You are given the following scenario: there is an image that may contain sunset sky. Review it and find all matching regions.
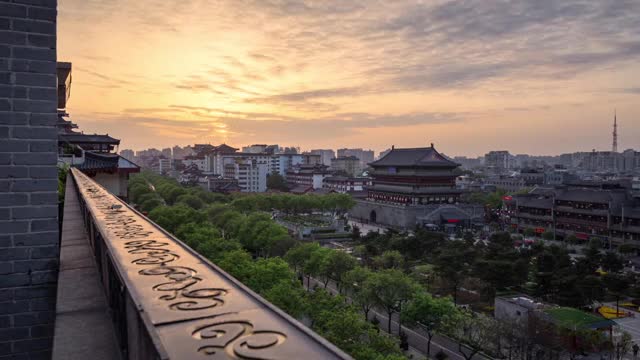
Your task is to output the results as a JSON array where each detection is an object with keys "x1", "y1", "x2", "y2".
[{"x1": 58, "y1": 0, "x2": 640, "y2": 157}]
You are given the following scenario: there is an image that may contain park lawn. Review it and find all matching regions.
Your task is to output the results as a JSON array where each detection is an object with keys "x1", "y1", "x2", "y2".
[{"x1": 545, "y1": 307, "x2": 610, "y2": 329}]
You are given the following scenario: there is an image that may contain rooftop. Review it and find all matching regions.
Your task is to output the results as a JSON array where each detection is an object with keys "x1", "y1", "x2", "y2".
[
  {"x1": 59, "y1": 133, "x2": 120, "y2": 145},
  {"x1": 369, "y1": 144, "x2": 459, "y2": 168}
]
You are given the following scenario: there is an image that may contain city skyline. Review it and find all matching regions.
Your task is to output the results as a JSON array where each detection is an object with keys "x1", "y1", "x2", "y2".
[{"x1": 58, "y1": 0, "x2": 639, "y2": 156}]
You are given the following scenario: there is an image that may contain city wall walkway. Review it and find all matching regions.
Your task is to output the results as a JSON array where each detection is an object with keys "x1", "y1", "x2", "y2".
[
  {"x1": 52, "y1": 173, "x2": 121, "y2": 359},
  {"x1": 52, "y1": 168, "x2": 350, "y2": 360}
]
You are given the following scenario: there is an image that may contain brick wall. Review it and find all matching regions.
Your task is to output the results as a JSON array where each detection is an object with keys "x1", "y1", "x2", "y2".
[{"x1": 0, "y1": 0, "x2": 59, "y2": 358}]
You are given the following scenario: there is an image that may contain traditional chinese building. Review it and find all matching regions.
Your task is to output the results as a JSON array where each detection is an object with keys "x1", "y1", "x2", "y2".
[
  {"x1": 366, "y1": 144, "x2": 462, "y2": 205},
  {"x1": 56, "y1": 62, "x2": 139, "y2": 199},
  {"x1": 286, "y1": 163, "x2": 332, "y2": 191},
  {"x1": 350, "y1": 144, "x2": 484, "y2": 231},
  {"x1": 510, "y1": 181, "x2": 640, "y2": 251},
  {"x1": 322, "y1": 176, "x2": 371, "y2": 194}
]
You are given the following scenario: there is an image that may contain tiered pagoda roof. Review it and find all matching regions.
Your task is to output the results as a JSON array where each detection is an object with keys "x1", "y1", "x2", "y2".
[{"x1": 370, "y1": 144, "x2": 459, "y2": 168}]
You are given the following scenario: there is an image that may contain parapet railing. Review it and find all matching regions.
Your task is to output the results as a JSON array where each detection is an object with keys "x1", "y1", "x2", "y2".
[{"x1": 69, "y1": 168, "x2": 351, "y2": 360}]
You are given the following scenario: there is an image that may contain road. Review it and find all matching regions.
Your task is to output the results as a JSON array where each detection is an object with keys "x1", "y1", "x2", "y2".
[{"x1": 306, "y1": 277, "x2": 491, "y2": 360}]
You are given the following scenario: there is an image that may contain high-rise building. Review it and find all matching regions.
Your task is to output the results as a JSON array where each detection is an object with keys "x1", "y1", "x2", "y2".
[
  {"x1": 331, "y1": 156, "x2": 362, "y2": 177},
  {"x1": 612, "y1": 111, "x2": 618, "y2": 153},
  {"x1": 172, "y1": 145, "x2": 193, "y2": 159},
  {"x1": 155, "y1": 158, "x2": 172, "y2": 174},
  {"x1": 120, "y1": 149, "x2": 135, "y2": 161},
  {"x1": 309, "y1": 149, "x2": 335, "y2": 166},
  {"x1": 337, "y1": 148, "x2": 375, "y2": 168},
  {"x1": 484, "y1": 150, "x2": 513, "y2": 173},
  {"x1": 223, "y1": 158, "x2": 268, "y2": 192}
]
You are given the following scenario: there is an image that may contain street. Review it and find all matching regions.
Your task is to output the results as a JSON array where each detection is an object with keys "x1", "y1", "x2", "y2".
[{"x1": 306, "y1": 277, "x2": 491, "y2": 360}]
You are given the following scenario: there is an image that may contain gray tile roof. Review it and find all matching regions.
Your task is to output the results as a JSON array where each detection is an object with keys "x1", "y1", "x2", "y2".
[
  {"x1": 369, "y1": 146, "x2": 458, "y2": 168},
  {"x1": 59, "y1": 133, "x2": 120, "y2": 144}
]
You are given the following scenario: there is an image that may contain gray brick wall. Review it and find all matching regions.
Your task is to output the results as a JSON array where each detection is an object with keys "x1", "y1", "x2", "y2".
[{"x1": 0, "y1": 0, "x2": 59, "y2": 358}]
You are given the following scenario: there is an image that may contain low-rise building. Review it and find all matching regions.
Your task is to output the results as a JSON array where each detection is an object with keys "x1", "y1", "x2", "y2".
[
  {"x1": 286, "y1": 164, "x2": 332, "y2": 191},
  {"x1": 495, "y1": 294, "x2": 614, "y2": 347},
  {"x1": 182, "y1": 155, "x2": 207, "y2": 171},
  {"x1": 208, "y1": 177, "x2": 242, "y2": 193},
  {"x1": 544, "y1": 169, "x2": 578, "y2": 185},
  {"x1": 323, "y1": 176, "x2": 371, "y2": 193},
  {"x1": 510, "y1": 181, "x2": 640, "y2": 250}
]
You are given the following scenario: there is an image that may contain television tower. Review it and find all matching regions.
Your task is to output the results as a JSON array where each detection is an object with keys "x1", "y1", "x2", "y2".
[{"x1": 612, "y1": 110, "x2": 618, "y2": 153}]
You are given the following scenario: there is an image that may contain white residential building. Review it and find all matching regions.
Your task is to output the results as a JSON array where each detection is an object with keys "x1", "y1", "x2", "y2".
[
  {"x1": 223, "y1": 158, "x2": 268, "y2": 192},
  {"x1": 157, "y1": 158, "x2": 172, "y2": 174}
]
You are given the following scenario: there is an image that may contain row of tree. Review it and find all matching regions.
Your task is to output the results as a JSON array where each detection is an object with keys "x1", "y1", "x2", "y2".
[
  {"x1": 129, "y1": 172, "x2": 635, "y2": 360},
  {"x1": 352, "y1": 228, "x2": 639, "y2": 309},
  {"x1": 229, "y1": 192, "x2": 355, "y2": 214},
  {"x1": 128, "y1": 172, "x2": 407, "y2": 360}
]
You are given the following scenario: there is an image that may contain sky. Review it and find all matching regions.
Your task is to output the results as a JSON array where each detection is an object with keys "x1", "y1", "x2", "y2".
[{"x1": 58, "y1": 0, "x2": 640, "y2": 157}]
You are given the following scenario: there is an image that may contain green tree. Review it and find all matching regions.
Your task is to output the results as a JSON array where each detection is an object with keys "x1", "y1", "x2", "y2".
[
  {"x1": 577, "y1": 239, "x2": 602, "y2": 275},
  {"x1": 57, "y1": 165, "x2": 68, "y2": 202},
  {"x1": 263, "y1": 281, "x2": 306, "y2": 318},
  {"x1": 373, "y1": 250, "x2": 405, "y2": 270},
  {"x1": 136, "y1": 192, "x2": 160, "y2": 206},
  {"x1": 614, "y1": 331, "x2": 633, "y2": 360},
  {"x1": 403, "y1": 292, "x2": 460, "y2": 357},
  {"x1": 140, "y1": 198, "x2": 164, "y2": 212},
  {"x1": 343, "y1": 267, "x2": 376, "y2": 319},
  {"x1": 602, "y1": 251, "x2": 624, "y2": 273},
  {"x1": 175, "y1": 193, "x2": 205, "y2": 209},
  {"x1": 129, "y1": 182, "x2": 152, "y2": 204},
  {"x1": 618, "y1": 243, "x2": 635, "y2": 257},
  {"x1": 565, "y1": 233, "x2": 578, "y2": 244},
  {"x1": 433, "y1": 241, "x2": 476, "y2": 304},
  {"x1": 247, "y1": 257, "x2": 296, "y2": 293},
  {"x1": 148, "y1": 204, "x2": 206, "y2": 233},
  {"x1": 326, "y1": 250, "x2": 357, "y2": 293},
  {"x1": 174, "y1": 222, "x2": 245, "y2": 262},
  {"x1": 351, "y1": 225, "x2": 361, "y2": 240},
  {"x1": 285, "y1": 243, "x2": 319, "y2": 274},
  {"x1": 475, "y1": 232, "x2": 524, "y2": 298},
  {"x1": 605, "y1": 273, "x2": 632, "y2": 316},
  {"x1": 450, "y1": 313, "x2": 497, "y2": 360},
  {"x1": 367, "y1": 269, "x2": 417, "y2": 333},
  {"x1": 267, "y1": 172, "x2": 289, "y2": 192},
  {"x1": 575, "y1": 275, "x2": 605, "y2": 306},
  {"x1": 174, "y1": 222, "x2": 221, "y2": 247},
  {"x1": 217, "y1": 249, "x2": 255, "y2": 282},
  {"x1": 410, "y1": 264, "x2": 437, "y2": 290},
  {"x1": 163, "y1": 186, "x2": 188, "y2": 205},
  {"x1": 307, "y1": 247, "x2": 332, "y2": 288}
]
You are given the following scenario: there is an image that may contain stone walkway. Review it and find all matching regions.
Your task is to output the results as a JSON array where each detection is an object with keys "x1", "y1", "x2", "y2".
[{"x1": 51, "y1": 177, "x2": 121, "y2": 360}]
